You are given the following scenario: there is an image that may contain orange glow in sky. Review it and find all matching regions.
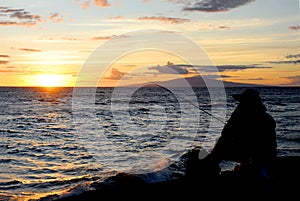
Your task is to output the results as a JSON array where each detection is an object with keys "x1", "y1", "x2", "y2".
[
  {"x1": 0, "y1": 0, "x2": 299, "y2": 87},
  {"x1": 27, "y1": 74, "x2": 74, "y2": 87}
]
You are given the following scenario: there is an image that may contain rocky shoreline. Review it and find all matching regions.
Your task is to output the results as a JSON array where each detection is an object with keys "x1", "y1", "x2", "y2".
[{"x1": 36, "y1": 151, "x2": 300, "y2": 201}]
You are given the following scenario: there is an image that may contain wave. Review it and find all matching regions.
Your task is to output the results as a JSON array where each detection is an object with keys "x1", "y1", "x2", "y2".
[{"x1": 35, "y1": 151, "x2": 188, "y2": 201}]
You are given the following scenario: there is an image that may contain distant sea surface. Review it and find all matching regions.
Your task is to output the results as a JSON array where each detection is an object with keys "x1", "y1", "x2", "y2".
[{"x1": 0, "y1": 87, "x2": 299, "y2": 200}]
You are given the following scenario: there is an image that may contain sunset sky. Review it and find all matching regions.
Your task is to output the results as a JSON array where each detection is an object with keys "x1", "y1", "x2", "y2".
[{"x1": 0, "y1": 0, "x2": 299, "y2": 87}]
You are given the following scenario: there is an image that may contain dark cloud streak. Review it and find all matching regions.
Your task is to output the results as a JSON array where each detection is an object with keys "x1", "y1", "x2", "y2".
[
  {"x1": 19, "y1": 48, "x2": 42, "y2": 52},
  {"x1": 268, "y1": 52, "x2": 300, "y2": 65},
  {"x1": 269, "y1": 60, "x2": 300, "y2": 64},
  {"x1": 249, "y1": 78, "x2": 264, "y2": 80},
  {"x1": 91, "y1": 35, "x2": 116, "y2": 40},
  {"x1": 148, "y1": 62, "x2": 271, "y2": 75},
  {"x1": 176, "y1": 0, "x2": 255, "y2": 12},
  {"x1": 10, "y1": 11, "x2": 42, "y2": 21},
  {"x1": 218, "y1": 26, "x2": 230, "y2": 30},
  {"x1": 0, "y1": 60, "x2": 9, "y2": 65},
  {"x1": 0, "y1": 55, "x2": 10, "y2": 58},
  {"x1": 289, "y1": 25, "x2": 300, "y2": 30},
  {"x1": 0, "y1": 21, "x2": 37, "y2": 26},
  {"x1": 216, "y1": 64, "x2": 271, "y2": 72},
  {"x1": 0, "y1": 6, "x2": 42, "y2": 26},
  {"x1": 286, "y1": 53, "x2": 300, "y2": 59},
  {"x1": 138, "y1": 16, "x2": 190, "y2": 24}
]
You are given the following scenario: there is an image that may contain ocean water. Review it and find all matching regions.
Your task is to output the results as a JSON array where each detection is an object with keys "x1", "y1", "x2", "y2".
[{"x1": 0, "y1": 87, "x2": 299, "y2": 200}]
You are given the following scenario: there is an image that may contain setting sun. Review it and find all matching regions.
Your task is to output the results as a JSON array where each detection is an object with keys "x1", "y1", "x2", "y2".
[{"x1": 34, "y1": 74, "x2": 68, "y2": 87}]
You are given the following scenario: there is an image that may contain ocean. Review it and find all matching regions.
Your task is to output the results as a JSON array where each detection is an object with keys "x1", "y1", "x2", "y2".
[{"x1": 0, "y1": 86, "x2": 299, "y2": 200}]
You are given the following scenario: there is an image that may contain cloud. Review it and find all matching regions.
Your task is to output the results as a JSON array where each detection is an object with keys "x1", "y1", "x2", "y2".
[
  {"x1": 0, "y1": 55, "x2": 9, "y2": 58},
  {"x1": 286, "y1": 53, "x2": 300, "y2": 59},
  {"x1": 109, "y1": 15, "x2": 125, "y2": 20},
  {"x1": 169, "y1": 0, "x2": 255, "y2": 12},
  {"x1": 0, "y1": 6, "x2": 43, "y2": 26},
  {"x1": 61, "y1": 37, "x2": 80, "y2": 41},
  {"x1": 191, "y1": 64, "x2": 271, "y2": 73},
  {"x1": 9, "y1": 11, "x2": 42, "y2": 21},
  {"x1": 94, "y1": 0, "x2": 110, "y2": 7},
  {"x1": 269, "y1": 60, "x2": 300, "y2": 64},
  {"x1": 0, "y1": 68, "x2": 76, "y2": 76},
  {"x1": 215, "y1": 64, "x2": 271, "y2": 72},
  {"x1": 137, "y1": 16, "x2": 190, "y2": 24},
  {"x1": 49, "y1": 13, "x2": 63, "y2": 23},
  {"x1": 204, "y1": 74, "x2": 233, "y2": 79},
  {"x1": 289, "y1": 25, "x2": 300, "y2": 30},
  {"x1": 0, "y1": 21, "x2": 37, "y2": 26},
  {"x1": 199, "y1": 24, "x2": 231, "y2": 31},
  {"x1": 247, "y1": 77, "x2": 264, "y2": 80},
  {"x1": 235, "y1": 77, "x2": 264, "y2": 81},
  {"x1": 76, "y1": 0, "x2": 90, "y2": 9},
  {"x1": 0, "y1": 69, "x2": 15, "y2": 73},
  {"x1": 0, "y1": 66, "x2": 22, "y2": 74},
  {"x1": 0, "y1": 60, "x2": 9, "y2": 65},
  {"x1": 220, "y1": 75, "x2": 233, "y2": 78},
  {"x1": 105, "y1": 68, "x2": 126, "y2": 80},
  {"x1": 149, "y1": 61, "x2": 190, "y2": 74},
  {"x1": 91, "y1": 35, "x2": 116, "y2": 40},
  {"x1": 282, "y1": 75, "x2": 300, "y2": 85},
  {"x1": 91, "y1": 35, "x2": 130, "y2": 40},
  {"x1": 268, "y1": 52, "x2": 300, "y2": 65},
  {"x1": 148, "y1": 62, "x2": 271, "y2": 75},
  {"x1": 76, "y1": 0, "x2": 110, "y2": 8},
  {"x1": 19, "y1": 48, "x2": 42, "y2": 52},
  {"x1": 218, "y1": 25, "x2": 230, "y2": 30},
  {"x1": 39, "y1": 36, "x2": 81, "y2": 41}
]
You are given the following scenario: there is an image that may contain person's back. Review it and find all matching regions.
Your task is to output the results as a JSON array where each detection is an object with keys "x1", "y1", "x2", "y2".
[{"x1": 206, "y1": 89, "x2": 277, "y2": 177}]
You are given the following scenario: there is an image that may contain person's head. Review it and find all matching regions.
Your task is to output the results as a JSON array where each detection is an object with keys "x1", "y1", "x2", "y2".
[{"x1": 232, "y1": 89, "x2": 266, "y2": 111}]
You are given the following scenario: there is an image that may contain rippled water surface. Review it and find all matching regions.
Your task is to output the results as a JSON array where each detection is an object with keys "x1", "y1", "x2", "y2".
[{"x1": 0, "y1": 87, "x2": 299, "y2": 200}]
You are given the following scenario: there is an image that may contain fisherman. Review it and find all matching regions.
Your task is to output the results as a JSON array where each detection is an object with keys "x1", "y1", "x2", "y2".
[
  {"x1": 186, "y1": 89, "x2": 277, "y2": 179},
  {"x1": 208, "y1": 89, "x2": 277, "y2": 177}
]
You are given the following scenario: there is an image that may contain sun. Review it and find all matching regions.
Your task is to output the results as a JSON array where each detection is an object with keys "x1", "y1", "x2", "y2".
[{"x1": 35, "y1": 74, "x2": 66, "y2": 87}]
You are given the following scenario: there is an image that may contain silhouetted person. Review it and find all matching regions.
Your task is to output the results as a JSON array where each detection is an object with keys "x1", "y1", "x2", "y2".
[{"x1": 206, "y1": 89, "x2": 277, "y2": 178}]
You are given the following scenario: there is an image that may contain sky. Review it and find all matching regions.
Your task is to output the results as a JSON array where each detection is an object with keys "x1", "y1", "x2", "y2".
[{"x1": 0, "y1": 0, "x2": 299, "y2": 87}]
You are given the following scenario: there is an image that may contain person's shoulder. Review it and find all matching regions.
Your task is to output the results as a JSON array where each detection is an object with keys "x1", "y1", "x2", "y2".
[{"x1": 264, "y1": 112, "x2": 276, "y2": 127}]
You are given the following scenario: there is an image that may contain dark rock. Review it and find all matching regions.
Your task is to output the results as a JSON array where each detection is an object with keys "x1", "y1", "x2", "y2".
[{"x1": 46, "y1": 151, "x2": 300, "y2": 201}]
